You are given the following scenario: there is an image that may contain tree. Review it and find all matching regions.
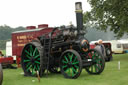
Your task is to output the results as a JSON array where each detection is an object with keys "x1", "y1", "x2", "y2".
[
  {"x1": 0, "y1": 25, "x2": 25, "y2": 40},
  {"x1": 0, "y1": 25, "x2": 25, "y2": 50},
  {"x1": 84, "y1": 0, "x2": 128, "y2": 38}
]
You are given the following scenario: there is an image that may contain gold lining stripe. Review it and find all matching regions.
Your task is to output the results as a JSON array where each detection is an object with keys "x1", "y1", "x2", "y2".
[{"x1": 75, "y1": 10, "x2": 83, "y2": 13}]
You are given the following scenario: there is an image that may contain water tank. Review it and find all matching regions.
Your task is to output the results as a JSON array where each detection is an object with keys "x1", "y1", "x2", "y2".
[
  {"x1": 26, "y1": 26, "x2": 36, "y2": 29},
  {"x1": 38, "y1": 24, "x2": 48, "y2": 28}
]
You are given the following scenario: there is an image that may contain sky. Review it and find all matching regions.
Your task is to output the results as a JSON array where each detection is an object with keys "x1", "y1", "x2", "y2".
[{"x1": 0, "y1": 0, "x2": 91, "y2": 28}]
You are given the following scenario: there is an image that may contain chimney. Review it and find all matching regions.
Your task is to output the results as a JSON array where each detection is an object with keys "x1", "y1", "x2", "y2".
[
  {"x1": 26, "y1": 26, "x2": 36, "y2": 29},
  {"x1": 38, "y1": 24, "x2": 48, "y2": 28},
  {"x1": 75, "y1": 2, "x2": 83, "y2": 34}
]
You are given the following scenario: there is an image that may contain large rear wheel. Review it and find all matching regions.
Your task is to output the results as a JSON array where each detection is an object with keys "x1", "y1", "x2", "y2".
[
  {"x1": 85, "y1": 49, "x2": 105, "y2": 74},
  {"x1": 60, "y1": 50, "x2": 82, "y2": 79},
  {"x1": 21, "y1": 41, "x2": 45, "y2": 77}
]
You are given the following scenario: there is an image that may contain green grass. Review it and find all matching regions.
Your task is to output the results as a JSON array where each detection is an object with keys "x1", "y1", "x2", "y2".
[{"x1": 2, "y1": 54, "x2": 128, "y2": 85}]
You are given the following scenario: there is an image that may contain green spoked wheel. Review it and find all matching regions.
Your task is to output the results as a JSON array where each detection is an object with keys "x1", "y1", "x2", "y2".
[
  {"x1": 85, "y1": 49, "x2": 105, "y2": 74},
  {"x1": 60, "y1": 50, "x2": 82, "y2": 79},
  {"x1": 0, "y1": 64, "x2": 3, "y2": 85},
  {"x1": 21, "y1": 41, "x2": 45, "y2": 77}
]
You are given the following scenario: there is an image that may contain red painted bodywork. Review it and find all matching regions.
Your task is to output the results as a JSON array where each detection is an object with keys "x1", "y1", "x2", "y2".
[
  {"x1": 26, "y1": 26, "x2": 36, "y2": 30},
  {"x1": 0, "y1": 57, "x2": 13, "y2": 64},
  {"x1": 12, "y1": 24, "x2": 54, "y2": 66},
  {"x1": 90, "y1": 44, "x2": 96, "y2": 49}
]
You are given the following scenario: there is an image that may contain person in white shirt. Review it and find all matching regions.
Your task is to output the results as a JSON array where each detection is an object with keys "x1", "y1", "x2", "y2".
[{"x1": 95, "y1": 39, "x2": 106, "y2": 58}]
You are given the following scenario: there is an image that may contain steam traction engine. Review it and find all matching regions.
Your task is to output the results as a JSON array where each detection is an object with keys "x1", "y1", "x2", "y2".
[{"x1": 21, "y1": 2, "x2": 105, "y2": 79}]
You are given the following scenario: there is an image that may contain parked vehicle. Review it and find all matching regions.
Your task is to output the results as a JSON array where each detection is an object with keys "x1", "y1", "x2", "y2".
[
  {"x1": 118, "y1": 39, "x2": 128, "y2": 53},
  {"x1": 0, "y1": 50, "x2": 14, "y2": 68},
  {"x1": 90, "y1": 41, "x2": 113, "y2": 61},
  {"x1": 6, "y1": 41, "x2": 16, "y2": 63},
  {"x1": 12, "y1": 24, "x2": 54, "y2": 67},
  {"x1": 20, "y1": 2, "x2": 105, "y2": 79},
  {"x1": 109, "y1": 40, "x2": 123, "y2": 54}
]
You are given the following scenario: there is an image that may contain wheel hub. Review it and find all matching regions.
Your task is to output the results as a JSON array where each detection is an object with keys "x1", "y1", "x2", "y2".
[
  {"x1": 30, "y1": 57, "x2": 35, "y2": 64},
  {"x1": 68, "y1": 62, "x2": 73, "y2": 67}
]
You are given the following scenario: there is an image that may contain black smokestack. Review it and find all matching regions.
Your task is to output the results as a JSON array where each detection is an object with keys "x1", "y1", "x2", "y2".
[{"x1": 75, "y1": 2, "x2": 83, "y2": 34}]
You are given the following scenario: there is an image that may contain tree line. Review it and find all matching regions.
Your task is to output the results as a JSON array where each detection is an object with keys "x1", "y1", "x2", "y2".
[
  {"x1": 85, "y1": 25, "x2": 127, "y2": 42},
  {"x1": 0, "y1": 25, "x2": 25, "y2": 50}
]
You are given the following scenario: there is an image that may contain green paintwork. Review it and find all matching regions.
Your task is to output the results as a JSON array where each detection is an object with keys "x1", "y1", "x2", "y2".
[
  {"x1": 62, "y1": 52, "x2": 80, "y2": 77},
  {"x1": 88, "y1": 50, "x2": 103, "y2": 73},
  {"x1": 23, "y1": 45, "x2": 40, "y2": 76}
]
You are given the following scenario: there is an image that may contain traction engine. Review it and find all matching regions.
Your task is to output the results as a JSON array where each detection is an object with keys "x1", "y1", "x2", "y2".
[{"x1": 21, "y1": 2, "x2": 105, "y2": 79}]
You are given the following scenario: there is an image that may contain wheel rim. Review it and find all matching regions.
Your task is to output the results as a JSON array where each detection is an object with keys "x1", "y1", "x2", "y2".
[
  {"x1": 86, "y1": 49, "x2": 105, "y2": 74},
  {"x1": 106, "y1": 48, "x2": 111, "y2": 56},
  {"x1": 61, "y1": 52, "x2": 80, "y2": 78},
  {"x1": 22, "y1": 44, "x2": 40, "y2": 76}
]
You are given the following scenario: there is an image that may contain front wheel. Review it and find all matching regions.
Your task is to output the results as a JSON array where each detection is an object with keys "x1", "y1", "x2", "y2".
[
  {"x1": 85, "y1": 49, "x2": 105, "y2": 74},
  {"x1": 60, "y1": 50, "x2": 82, "y2": 79}
]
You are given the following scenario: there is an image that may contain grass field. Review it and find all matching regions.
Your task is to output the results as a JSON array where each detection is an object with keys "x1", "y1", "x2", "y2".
[{"x1": 2, "y1": 54, "x2": 128, "y2": 85}]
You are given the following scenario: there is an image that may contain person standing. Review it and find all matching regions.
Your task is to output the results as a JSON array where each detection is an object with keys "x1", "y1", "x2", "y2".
[
  {"x1": 98, "y1": 39, "x2": 106, "y2": 57},
  {"x1": 94, "y1": 39, "x2": 106, "y2": 58}
]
